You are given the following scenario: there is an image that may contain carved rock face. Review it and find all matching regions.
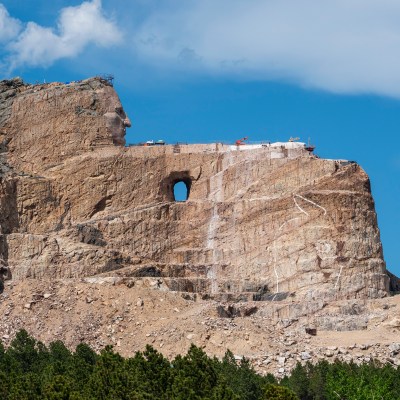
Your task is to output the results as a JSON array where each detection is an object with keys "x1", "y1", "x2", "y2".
[
  {"x1": 102, "y1": 86, "x2": 131, "y2": 146},
  {"x1": 0, "y1": 77, "x2": 391, "y2": 304},
  {"x1": 0, "y1": 78, "x2": 131, "y2": 173}
]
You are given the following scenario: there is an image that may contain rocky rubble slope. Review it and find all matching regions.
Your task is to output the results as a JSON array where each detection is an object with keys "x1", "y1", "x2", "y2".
[{"x1": 1, "y1": 278, "x2": 400, "y2": 377}]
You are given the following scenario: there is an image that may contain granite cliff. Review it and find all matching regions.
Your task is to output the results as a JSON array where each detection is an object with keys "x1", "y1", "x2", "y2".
[
  {"x1": 0, "y1": 76, "x2": 397, "y2": 375},
  {"x1": 0, "y1": 76, "x2": 389, "y2": 299}
]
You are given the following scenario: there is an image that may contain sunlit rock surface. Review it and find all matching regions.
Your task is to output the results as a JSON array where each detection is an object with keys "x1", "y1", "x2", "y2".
[{"x1": 0, "y1": 76, "x2": 389, "y2": 304}]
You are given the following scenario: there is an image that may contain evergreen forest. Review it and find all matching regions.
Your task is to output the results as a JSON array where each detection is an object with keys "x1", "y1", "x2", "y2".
[{"x1": 0, "y1": 329, "x2": 399, "y2": 399}]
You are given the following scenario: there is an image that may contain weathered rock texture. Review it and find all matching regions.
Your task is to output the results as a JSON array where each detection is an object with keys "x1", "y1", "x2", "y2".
[{"x1": 0, "y1": 76, "x2": 390, "y2": 306}]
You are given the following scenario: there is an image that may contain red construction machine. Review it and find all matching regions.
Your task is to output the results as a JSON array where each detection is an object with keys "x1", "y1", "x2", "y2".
[{"x1": 235, "y1": 136, "x2": 248, "y2": 146}]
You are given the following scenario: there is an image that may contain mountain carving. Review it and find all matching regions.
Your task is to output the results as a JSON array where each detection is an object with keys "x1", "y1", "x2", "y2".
[
  {"x1": 0, "y1": 76, "x2": 398, "y2": 375},
  {"x1": 0, "y1": 77, "x2": 390, "y2": 302}
]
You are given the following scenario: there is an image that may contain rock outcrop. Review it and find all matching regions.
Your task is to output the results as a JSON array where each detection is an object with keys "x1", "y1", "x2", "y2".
[{"x1": 0, "y1": 76, "x2": 389, "y2": 305}]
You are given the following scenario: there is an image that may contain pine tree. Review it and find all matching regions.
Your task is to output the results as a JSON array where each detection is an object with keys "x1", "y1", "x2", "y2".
[{"x1": 263, "y1": 384, "x2": 299, "y2": 399}]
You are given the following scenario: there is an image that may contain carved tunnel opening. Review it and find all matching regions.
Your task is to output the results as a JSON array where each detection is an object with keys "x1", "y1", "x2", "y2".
[
  {"x1": 173, "y1": 180, "x2": 190, "y2": 202},
  {"x1": 160, "y1": 171, "x2": 192, "y2": 202}
]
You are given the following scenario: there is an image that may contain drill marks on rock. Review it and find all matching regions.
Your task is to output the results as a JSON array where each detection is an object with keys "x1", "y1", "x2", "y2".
[
  {"x1": 272, "y1": 194, "x2": 328, "y2": 297},
  {"x1": 272, "y1": 217, "x2": 302, "y2": 296}
]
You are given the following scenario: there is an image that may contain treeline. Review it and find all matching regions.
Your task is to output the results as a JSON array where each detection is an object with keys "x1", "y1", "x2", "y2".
[{"x1": 0, "y1": 329, "x2": 399, "y2": 400}]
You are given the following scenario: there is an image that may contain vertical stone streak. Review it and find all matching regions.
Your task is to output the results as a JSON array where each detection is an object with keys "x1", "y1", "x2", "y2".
[
  {"x1": 206, "y1": 164, "x2": 223, "y2": 294},
  {"x1": 335, "y1": 265, "x2": 344, "y2": 289},
  {"x1": 206, "y1": 152, "x2": 238, "y2": 294}
]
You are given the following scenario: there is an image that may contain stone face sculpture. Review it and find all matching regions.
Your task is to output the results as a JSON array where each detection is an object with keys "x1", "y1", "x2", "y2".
[
  {"x1": 103, "y1": 86, "x2": 131, "y2": 146},
  {"x1": 0, "y1": 76, "x2": 390, "y2": 301}
]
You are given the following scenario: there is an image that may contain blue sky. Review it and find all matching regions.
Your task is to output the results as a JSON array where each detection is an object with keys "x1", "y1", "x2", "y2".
[{"x1": 1, "y1": 0, "x2": 399, "y2": 275}]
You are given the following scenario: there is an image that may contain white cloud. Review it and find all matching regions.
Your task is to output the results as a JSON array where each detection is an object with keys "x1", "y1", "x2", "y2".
[
  {"x1": 3, "y1": 0, "x2": 400, "y2": 97},
  {"x1": 59, "y1": 0, "x2": 121, "y2": 48},
  {"x1": 0, "y1": 4, "x2": 21, "y2": 43},
  {"x1": 7, "y1": 0, "x2": 122, "y2": 68},
  {"x1": 134, "y1": 0, "x2": 400, "y2": 97}
]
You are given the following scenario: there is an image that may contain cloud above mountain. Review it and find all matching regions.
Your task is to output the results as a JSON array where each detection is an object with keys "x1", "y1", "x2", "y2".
[
  {"x1": 3, "y1": 0, "x2": 400, "y2": 97},
  {"x1": 133, "y1": 0, "x2": 400, "y2": 97},
  {"x1": 0, "y1": 4, "x2": 21, "y2": 43},
  {"x1": 3, "y1": 0, "x2": 121, "y2": 69}
]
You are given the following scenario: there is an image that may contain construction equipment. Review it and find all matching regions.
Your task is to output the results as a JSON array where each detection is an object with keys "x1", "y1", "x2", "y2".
[
  {"x1": 143, "y1": 139, "x2": 165, "y2": 146},
  {"x1": 288, "y1": 136, "x2": 300, "y2": 142},
  {"x1": 235, "y1": 136, "x2": 248, "y2": 146},
  {"x1": 305, "y1": 137, "x2": 315, "y2": 152}
]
